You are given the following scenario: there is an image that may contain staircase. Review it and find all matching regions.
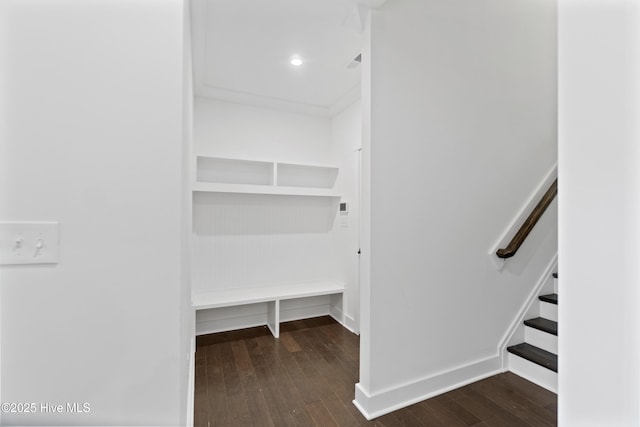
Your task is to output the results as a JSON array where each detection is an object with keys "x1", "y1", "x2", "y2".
[{"x1": 507, "y1": 272, "x2": 558, "y2": 393}]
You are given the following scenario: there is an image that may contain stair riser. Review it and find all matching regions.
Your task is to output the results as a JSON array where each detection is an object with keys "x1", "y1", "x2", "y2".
[
  {"x1": 539, "y1": 301, "x2": 558, "y2": 322},
  {"x1": 508, "y1": 353, "x2": 558, "y2": 393},
  {"x1": 525, "y1": 326, "x2": 558, "y2": 354}
]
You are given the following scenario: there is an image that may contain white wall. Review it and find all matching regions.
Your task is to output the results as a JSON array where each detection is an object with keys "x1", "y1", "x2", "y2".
[
  {"x1": 356, "y1": 0, "x2": 558, "y2": 418},
  {"x1": 0, "y1": 1, "x2": 187, "y2": 425},
  {"x1": 330, "y1": 101, "x2": 362, "y2": 332},
  {"x1": 194, "y1": 98, "x2": 332, "y2": 163},
  {"x1": 558, "y1": 0, "x2": 640, "y2": 425},
  {"x1": 192, "y1": 98, "x2": 338, "y2": 294}
]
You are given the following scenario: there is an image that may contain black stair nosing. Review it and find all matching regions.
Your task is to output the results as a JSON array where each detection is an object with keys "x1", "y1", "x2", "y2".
[
  {"x1": 539, "y1": 293, "x2": 558, "y2": 305},
  {"x1": 552, "y1": 272, "x2": 558, "y2": 279},
  {"x1": 524, "y1": 317, "x2": 558, "y2": 336},
  {"x1": 507, "y1": 343, "x2": 558, "y2": 372}
]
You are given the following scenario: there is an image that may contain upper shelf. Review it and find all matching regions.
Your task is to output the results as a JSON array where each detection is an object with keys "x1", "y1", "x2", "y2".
[
  {"x1": 192, "y1": 182, "x2": 341, "y2": 197},
  {"x1": 277, "y1": 162, "x2": 338, "y2": 188},
  {"x1": 193, "y1": 155, "x2": 341, "y2": 197}
]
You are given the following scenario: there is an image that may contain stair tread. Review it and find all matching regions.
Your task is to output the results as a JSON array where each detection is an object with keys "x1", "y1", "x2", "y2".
[
  {"x1": 524, "y1": 317, "x2": 558, "y2": 335},
  {"x1": 539, "y1": 293, "x2": 558, "y2": 305},
  {"x1": 507, "y1": 343, "x2": 558, "y2": 372}
]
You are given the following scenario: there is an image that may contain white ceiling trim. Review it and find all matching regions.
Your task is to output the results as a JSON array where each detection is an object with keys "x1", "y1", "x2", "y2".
[{"x1": 196, "y1": 84, "x2": 332, "y2": 117}]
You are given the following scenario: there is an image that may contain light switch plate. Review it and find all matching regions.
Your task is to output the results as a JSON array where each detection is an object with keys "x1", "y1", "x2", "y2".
[{"x1": 0, "y1": 222, "x2": 60, "y2": 265}]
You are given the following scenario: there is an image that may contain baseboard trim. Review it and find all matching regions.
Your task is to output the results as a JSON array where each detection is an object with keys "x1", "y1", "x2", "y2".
[
  {"x1": 329, "y1": 299, "x2": 343, "y2": 324},
  {"x1": 353, "y1": 355, "x2": 502, "y2": 420},
  {"x1": 343, "y1": 314, "x2": 359, "y2": 335}
]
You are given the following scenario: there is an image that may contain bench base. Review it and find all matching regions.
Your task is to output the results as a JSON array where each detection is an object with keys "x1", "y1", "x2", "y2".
[{"x1": 193, "y1": 282, "x2": 345, "y2": 338}]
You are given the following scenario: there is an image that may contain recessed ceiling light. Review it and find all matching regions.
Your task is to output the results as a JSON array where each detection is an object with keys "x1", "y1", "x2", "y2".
[{"x1": 290, "y1": 56, "x2": 303, "y2": 67}]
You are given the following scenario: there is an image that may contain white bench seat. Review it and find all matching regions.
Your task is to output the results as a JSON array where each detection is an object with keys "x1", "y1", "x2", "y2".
[{"x1": 192, "y1": 281, "x2": 345, "y2": 338}]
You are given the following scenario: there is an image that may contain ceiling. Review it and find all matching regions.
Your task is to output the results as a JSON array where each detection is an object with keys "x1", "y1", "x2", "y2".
[{"x1": 190, "y1": 0, "x2": 372, "y2": 116}]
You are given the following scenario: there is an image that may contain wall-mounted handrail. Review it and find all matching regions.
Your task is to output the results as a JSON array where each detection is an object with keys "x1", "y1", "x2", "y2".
[{"x1": 496, "y1": 179, "x2": 557, "y2": 259}]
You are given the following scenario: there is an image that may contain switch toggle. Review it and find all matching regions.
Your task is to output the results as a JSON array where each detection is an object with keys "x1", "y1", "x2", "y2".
[
  {"x1": 0, "y1": 222, "x2": 60, "y2": 265},
  {"x1": 35, "y1": 239, "x2": 44, "y2": 256}
]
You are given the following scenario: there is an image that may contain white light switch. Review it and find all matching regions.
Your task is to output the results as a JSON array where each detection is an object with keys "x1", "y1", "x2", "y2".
[{"x1": 0, "y1": 222, "x2": 60, "y2": 265}]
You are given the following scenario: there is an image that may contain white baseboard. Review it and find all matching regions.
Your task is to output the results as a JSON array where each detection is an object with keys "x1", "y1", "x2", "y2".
[
  {"x1": 343, "y1": 314, "x2": 359, "y2": 334},
  {"x1": 353, "y1": 355, "x2": 502, "y2": 420}
]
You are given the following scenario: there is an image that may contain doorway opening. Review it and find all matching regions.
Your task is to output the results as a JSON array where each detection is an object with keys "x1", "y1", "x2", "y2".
[{"x1": 187, "y1": 0, "x2": 366, "y2": 421}]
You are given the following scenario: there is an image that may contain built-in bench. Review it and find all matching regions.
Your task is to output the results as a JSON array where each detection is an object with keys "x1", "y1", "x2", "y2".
[{"x1": 192, "y1": 281, "x2": 345, "y2": 338}]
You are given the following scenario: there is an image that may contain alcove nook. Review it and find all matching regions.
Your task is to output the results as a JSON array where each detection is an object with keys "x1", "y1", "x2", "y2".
[{"x1": 189, "y1": 0, "x2": 365, "y2": 338}]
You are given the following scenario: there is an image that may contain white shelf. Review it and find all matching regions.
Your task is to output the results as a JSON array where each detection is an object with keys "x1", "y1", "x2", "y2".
[
  {"x1": 194, "y1": 155, "x2": 340, "y2": 197},
  {"x1": 192, "y1": 182, "x2": 341, "y2": 197},
  {"x1": 192, "y1": 281, "x2": 345, "y2": 337},
  {"x1": 193, "y1": 281, "x2": 344, "y2": 310},
  {"x1": 277, "y1": 162, "x2": 338, "y2": 188},
  {"x1": 191, "y1": 155, "x2": 344, "y2": 336}
]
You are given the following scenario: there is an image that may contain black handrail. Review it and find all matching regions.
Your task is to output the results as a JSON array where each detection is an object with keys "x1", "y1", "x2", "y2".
[{"x1": 496, "y1": 179, "x2": 557, "y2": 259}]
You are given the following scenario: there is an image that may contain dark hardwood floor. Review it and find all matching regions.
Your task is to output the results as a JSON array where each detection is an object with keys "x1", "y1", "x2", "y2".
[{"x1": 194, "y1": 316, "x2": 557, "y2": 426}]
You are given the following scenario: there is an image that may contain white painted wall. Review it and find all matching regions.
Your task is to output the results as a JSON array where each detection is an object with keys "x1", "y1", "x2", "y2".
[
  {"x1": 194, "y1": 98, "x2": 332, "y2": 163},
  {"x1": 558, "y1": 0, "x2": 640, "y2": 425},
  {"x1": 192, "y1": 98, "x2": 338, "y2": 294},
  {"x1": 0, "y1": 1, "x2": 187, "y2": 425},
  {"x1": 330, "y1": 101, "x2": 362, "y2": 332},
  {"x1": 356, "y1": 0, "x2": 558, "y2": 418}
]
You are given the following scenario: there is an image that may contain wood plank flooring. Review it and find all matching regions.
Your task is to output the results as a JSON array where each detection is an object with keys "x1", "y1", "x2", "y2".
[{"x1": 194, "y1": 316, "x2": 557, "y2": 426}]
